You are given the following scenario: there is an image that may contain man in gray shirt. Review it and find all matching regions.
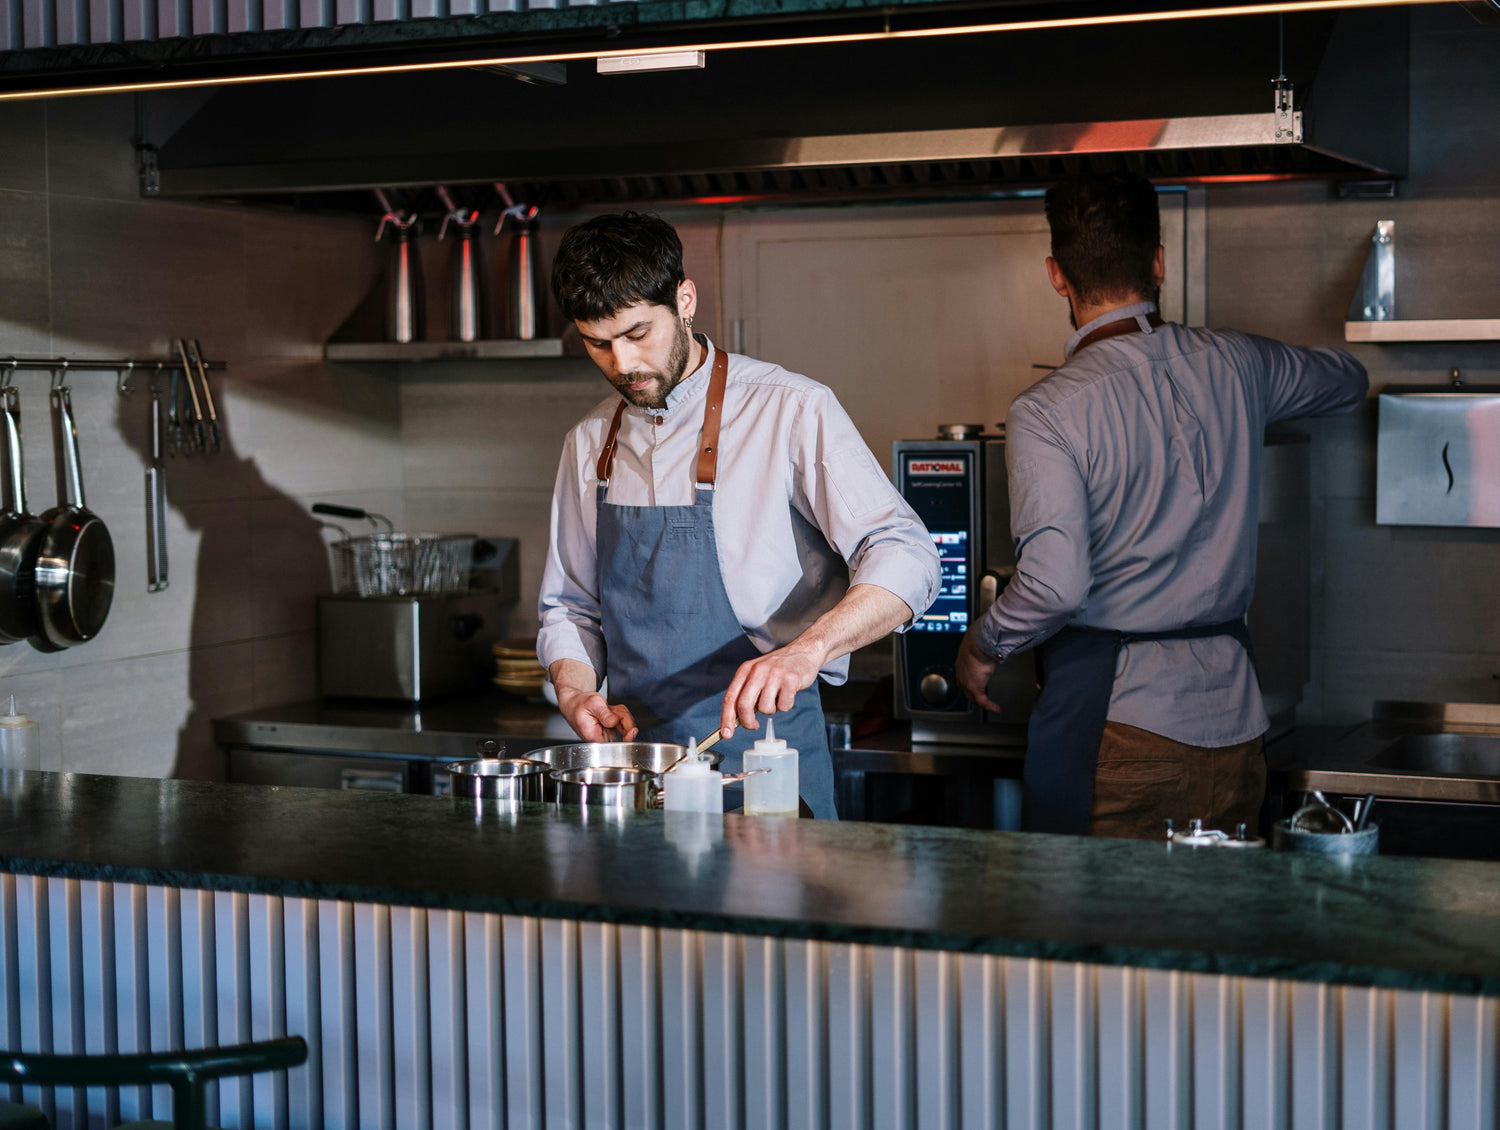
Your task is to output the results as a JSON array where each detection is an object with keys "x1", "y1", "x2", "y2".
[{"x1": 957, "y1": 172, "x2": 1367, "y2": 838}]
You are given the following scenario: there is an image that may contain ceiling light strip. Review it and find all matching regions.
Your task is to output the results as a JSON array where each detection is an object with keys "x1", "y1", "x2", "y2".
[{"x1": 0, "y1": 0, "x2": 1448, "y2": 102}]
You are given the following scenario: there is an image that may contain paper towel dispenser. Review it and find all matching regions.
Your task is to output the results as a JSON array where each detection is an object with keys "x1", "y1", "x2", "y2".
[{"x1": 1377, "y1": 387, "x2": 1500, "y2": 527}]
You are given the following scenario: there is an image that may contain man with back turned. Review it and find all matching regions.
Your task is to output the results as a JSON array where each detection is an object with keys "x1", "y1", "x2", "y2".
[{"x1": 957, "y1": 172, "x2": 1367, "y2": 838}]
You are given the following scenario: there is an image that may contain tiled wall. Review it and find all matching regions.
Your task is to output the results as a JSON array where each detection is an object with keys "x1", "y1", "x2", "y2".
[{"x1": 0, "y1": 94, "x2": 400, "y2": 779}]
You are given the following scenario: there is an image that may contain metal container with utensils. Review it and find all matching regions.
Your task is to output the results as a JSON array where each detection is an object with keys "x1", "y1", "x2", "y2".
[
  {"x1": 550, "y1": 766, "x2": 658, "y2": 809},
  {"x1": 446, "y1": 758, "x2": 548, "y2": 803}
]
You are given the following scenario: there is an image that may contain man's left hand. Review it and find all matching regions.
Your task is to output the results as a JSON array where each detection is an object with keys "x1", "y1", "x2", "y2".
[
  {"x1": 956, "y1": 630, "x2": 1003, "y2": 714},
  {"x1": 719, "y1": 643, "x2": 824, "y2": 738}
]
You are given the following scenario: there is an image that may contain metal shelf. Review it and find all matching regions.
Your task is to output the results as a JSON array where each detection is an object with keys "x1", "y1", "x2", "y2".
[
  {"x1": 325, "y1": 339, "x2": 565, "y2": 362},
  {"x1": 1344, "y1": 221, "x2": 1500, "y2": 344},
  {"x1": 1345, "y1": 319, "x2": 1500, "y2": 343}
]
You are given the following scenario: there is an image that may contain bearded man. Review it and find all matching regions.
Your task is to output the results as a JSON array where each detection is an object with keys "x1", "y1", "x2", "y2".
[{"x1": 537, "y1": 211, "x2": 939, "y2": 818}]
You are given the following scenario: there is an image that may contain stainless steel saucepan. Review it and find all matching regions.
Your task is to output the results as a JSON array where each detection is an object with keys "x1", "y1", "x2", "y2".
[
  {"x1": 34, "y1": 382, "x2": 114, "y2": 648},
  {"x1": 0, "y1": 388, "x2": 45, "y2": 642}
]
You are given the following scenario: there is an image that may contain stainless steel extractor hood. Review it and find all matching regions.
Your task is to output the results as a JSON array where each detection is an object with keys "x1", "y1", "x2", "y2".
[{"x1": 144, "y1": 6, "x2": 1408, "y2": 210}]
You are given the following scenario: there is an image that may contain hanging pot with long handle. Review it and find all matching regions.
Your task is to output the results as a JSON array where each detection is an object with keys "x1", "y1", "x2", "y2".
[
  {"x1": 0, "y1": 387, "x2": 45, "y2": 642},
  {"x1": 34, "y1": 383, "x2": 114, "y2": 648}
]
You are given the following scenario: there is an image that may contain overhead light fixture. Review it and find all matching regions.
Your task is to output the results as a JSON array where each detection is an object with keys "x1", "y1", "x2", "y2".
[
  {"x1": 0, "y1": 0, "x2": 1449, "y2": 102},
  {"x1": 597, "y1": 51, "x2": 706, "y2": 75}
]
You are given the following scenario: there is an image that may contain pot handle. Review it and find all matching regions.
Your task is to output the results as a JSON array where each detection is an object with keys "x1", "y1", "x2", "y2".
[
  {"x1": 52, "y1": 384, "x2": 86, "y2": 510},
  {"x1": 2, "y1": 387, "x2": 24, "y2": 514},
  {"x1": 719, "y1": 768, "x2": 770, "y2": 786}
]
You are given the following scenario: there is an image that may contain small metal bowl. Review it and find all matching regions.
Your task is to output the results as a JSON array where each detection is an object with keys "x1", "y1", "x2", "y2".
[{"x1": 444, "y1": 758, "x2": 549, "y2": 803}]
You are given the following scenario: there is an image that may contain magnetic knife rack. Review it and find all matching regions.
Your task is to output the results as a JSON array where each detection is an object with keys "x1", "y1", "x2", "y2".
[{"x1": 0, "y1": 353, "x2": 227, "y2": 392}]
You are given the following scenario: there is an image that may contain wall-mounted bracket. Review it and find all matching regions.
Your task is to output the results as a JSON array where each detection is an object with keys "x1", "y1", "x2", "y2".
[{"x1": 1345, "y1": 221, "x2": 1500, "y2": 342}]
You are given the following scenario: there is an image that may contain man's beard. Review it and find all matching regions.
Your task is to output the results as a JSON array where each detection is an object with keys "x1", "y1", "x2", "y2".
[{"x1": 612, "y1": 321, "x2": 692, "y2": 409}]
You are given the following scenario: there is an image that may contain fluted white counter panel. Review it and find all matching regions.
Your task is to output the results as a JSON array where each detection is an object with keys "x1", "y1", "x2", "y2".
[{"x1": 0, "y1": 873, "x2": 1495, "y2": 1130}]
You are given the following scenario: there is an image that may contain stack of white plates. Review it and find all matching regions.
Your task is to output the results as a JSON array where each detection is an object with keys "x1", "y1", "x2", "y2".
[{"x1": 493, "y1": 638, "x2": 547, "y2": 697}]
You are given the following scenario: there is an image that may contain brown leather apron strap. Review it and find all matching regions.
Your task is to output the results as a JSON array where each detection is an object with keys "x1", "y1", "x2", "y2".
[
  {"x1": 595, "y1": 399, "x2": 628, "y2": 482},
  {"x1": 595, "y1": 339, "x2": 729, "y2": 486},
  {"x1": 1073, "y1": 311, "x2": 1164, "y2": 355},
  {"x1": 694, "y1": 344, "x2": 729, "y2": 487}
]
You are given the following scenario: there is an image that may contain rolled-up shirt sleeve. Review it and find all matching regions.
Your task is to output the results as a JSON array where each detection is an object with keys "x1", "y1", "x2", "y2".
[
  {"x1": 536, "y1": 428, "x2": 608, "y2": 679},
  {"x1": 793, "y1": 389, "x2": 941, "y2": 629},
  {"x1": 972, "y1": 398, "x2": 1092, "y2": 659}
]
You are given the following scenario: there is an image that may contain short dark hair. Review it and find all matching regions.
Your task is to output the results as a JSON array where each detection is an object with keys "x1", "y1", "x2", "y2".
[
  {"x1": 551, "y1": 211, "x2": 685, "y2": 322},
  {"x1": 1043, "y1": 173, "x2": 1161, "y2": 304}
]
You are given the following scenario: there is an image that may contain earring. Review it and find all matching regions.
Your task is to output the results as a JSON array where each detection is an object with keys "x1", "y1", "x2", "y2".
[{"x1": 685, "y1": 316, "x2": 694, "y2": 329}]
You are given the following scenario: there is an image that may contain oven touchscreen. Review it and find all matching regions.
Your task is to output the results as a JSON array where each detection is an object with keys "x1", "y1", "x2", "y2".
[
  {"x1": 900, "y1": 452, "x2": 975, "y2": 634},
  {"x1": 920, "y1": 531, "x2": 969, "y2": 632}
]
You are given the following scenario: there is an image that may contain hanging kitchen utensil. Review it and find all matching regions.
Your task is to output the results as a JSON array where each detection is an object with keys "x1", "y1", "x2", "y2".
[
  {"x1": 375, "y1": 189, "x2": 424, "y2": 344},
  {"x1": 187, "y1": 340, "x2": 221, "y2": 453},
  {"x1": 34, "y1": 379, "x2": 115, "y2": 648},
  {"x1": 0, "y1": 387, "x2": 46, "y2": 642},
  {"x1": 146, "y1": 376, "x2": 168, "y2": 593},
  {"x1": 494, "y1": 183, "x2": 542, "y2": 341},
  {"x1": 437, "y1": 187, "x2": 487, "y2": 344},
  {"x1": 167, "y1": 366, "x2": 184, "y2": 457},
  {"x1": 174, "y1": 340, "x2": 206, "y2": 454}
]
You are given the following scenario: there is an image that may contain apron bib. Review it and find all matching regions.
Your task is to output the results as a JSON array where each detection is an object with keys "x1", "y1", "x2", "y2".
[{"x1": 594, "y1": 342, "x2": 837, "y2": 819}]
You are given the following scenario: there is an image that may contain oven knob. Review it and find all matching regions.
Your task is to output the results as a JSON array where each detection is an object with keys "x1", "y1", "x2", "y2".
[{"x1": 919, "y1": 670, "x2": 953, "y2": 706}]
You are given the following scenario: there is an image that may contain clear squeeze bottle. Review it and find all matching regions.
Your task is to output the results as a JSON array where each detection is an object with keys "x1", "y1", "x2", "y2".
[
  {"x1": 0, "y1": 696, "x2": 40, "y2": 770},
  {"x1": 744, "y1": 718, "x2": 799, "y2": 817},
  {"x1": 663, "y1": 740, "x2": 724, "y2": 813}
]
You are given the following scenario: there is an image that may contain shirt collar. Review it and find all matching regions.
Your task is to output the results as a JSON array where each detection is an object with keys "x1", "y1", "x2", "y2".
[
  {"x1": 1064, "y1": 301, "x2": 1160, "y2": 361},
  {"x1": 629, "y1": 334, "x2": 713, "y2": 417}
]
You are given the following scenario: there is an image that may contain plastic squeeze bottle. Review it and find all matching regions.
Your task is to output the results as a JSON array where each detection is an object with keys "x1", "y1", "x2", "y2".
[
  {"x1": 0, "y1": 696, "x2": 40, "y2": 770},
  {"x1": 744, "y1": 718, "x2": 799, "y2": 816},
  {"x1": 663, "y1": 740, "x2": 724, "y2": 813}
]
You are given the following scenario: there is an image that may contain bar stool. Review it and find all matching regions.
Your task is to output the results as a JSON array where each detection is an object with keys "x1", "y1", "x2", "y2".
[{"x1": 0, "y1": 1036, "x2": 306, "y2": 1130}]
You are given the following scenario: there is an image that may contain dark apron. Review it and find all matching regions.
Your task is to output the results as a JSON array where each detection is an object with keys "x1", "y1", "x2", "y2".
[
  {"x1": 1022, "y1": 620, "x2": 1255, "y2": 834},
  {"x1": 1021, "y1": 308, "x2": 1256, "y2": 834},
  {"x1": 593, "y1": 341, "x2": 837, "y2": 819}
]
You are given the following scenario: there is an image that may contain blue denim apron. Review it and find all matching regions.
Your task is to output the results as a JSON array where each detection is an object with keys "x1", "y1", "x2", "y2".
[
  {"x1": 1020, "y1": 310, "x2": 1256, "y2": 834},
  {"x1": 593, "y1": 343, "x2": 837, "y2": 819}
]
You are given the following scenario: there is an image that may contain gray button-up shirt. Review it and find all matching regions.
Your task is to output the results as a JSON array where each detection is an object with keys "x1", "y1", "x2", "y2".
[
  {"x1": 539, "y1": 340, "x2": 941, "y2": 685},
  {"x1": 974, "y1": 303, "x2": 1367, "y2": 746}
]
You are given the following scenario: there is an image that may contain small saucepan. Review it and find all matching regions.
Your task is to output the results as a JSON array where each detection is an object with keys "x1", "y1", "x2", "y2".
[
  {"x1": 445, "y1": 757, "x2": 549, "y2": 803},
  {"x1": 0, "y1": 389, "x2": 45, "y2": 642},
  {"x1": 34, "y1": 383, "x2": 114, "y2": 648}
]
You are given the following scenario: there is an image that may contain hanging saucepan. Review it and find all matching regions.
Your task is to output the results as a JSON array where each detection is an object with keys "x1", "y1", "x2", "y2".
[
  {"x1": 34, "y1": 380, "x2": 114, "y2": 648},
  {"x1": 0, "y1": 386, "x2": 45, "y2": 642}
]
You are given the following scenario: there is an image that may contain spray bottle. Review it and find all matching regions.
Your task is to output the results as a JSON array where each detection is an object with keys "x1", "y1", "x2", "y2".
[{"x1": 744, "y1": 718, "x2": 799, "y2": 817}]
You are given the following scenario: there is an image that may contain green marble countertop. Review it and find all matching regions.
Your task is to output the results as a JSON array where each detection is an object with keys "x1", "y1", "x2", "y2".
[{"x1": 1, "y1": 770, "x2": 1497, "y2": 996}]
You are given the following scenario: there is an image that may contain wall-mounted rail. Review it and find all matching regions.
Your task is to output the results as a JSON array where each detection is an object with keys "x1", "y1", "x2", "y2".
[{"x1": 0, "y1": 354, "x2": 227, "y2": 394}]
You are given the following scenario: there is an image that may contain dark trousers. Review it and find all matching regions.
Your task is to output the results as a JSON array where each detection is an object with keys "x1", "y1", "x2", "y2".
[{"x1": 1088, "y1": 722, "x2": 1266, "y2": 841}]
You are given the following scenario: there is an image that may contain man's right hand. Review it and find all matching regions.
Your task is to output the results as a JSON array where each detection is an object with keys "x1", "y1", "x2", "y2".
[
  {"x1": 955, "y1": 630, "x2": 1003, "y2": 714},
  {"x1": 548, "y1": 658, "x2": 639, "y2": 742},
  {"x1": 555, "y1": 688, "x2": 638, "y2": 742}
]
